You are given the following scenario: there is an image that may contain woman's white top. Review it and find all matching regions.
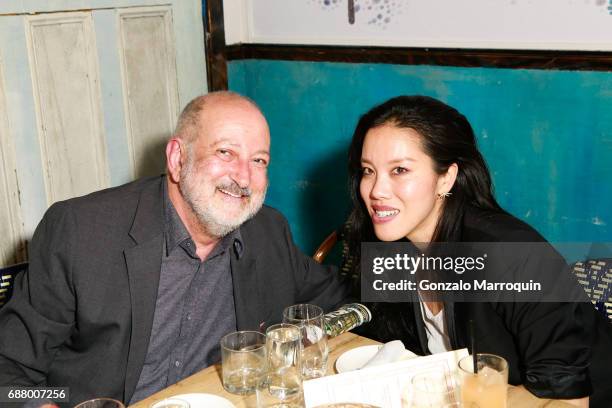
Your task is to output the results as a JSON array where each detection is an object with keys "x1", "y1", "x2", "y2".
[{"x1": 419, "y1": 300, "x2": 452, "y2": 354}]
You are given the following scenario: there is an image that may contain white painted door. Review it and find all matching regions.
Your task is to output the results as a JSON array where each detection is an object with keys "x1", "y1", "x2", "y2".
[{"x1": 0, "y1": 0, "x2": 207, "y2": 266}]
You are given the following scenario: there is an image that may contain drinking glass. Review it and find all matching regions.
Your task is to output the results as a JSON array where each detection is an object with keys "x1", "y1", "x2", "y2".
[
  {"x1": 457, "y1": 354, "x2": 508, "y2": 408},
  {"x1": 73, "y1": 398, "x2": 125, "y2": 408},
  {"x1": 150, "y1": 398, "x2": 190, "y2": 408},
  {"x1": 283, "y1": 303, "x2": 329, "y2": 379},
  {"x1": 402, "y1": 370, "x2": 459, "y2": 408},
  {"x1": 221, "y1": 331, "x2": 267, "y2": 395},
  {"x1": 257, "y1": 323, "x2": 303, "y2": 408}
]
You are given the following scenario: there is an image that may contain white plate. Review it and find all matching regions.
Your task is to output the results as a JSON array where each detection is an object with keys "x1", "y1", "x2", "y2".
[
  {"x1": 162, "y1": 393, "x2": 236, "y2": 408},
  {"x1": 335, "y1": 345, "x2": 417, "y2": 373},
  {"x1": 335, "y1": 345, "x2": 381, "y2": 373}
]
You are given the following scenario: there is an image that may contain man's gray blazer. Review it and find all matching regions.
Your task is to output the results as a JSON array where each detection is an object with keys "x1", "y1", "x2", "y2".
[{"x1": 0, "y1": 176, "x2": 349, "y2": 406}]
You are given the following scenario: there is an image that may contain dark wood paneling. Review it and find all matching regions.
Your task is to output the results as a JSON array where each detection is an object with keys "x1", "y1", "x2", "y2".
[
  {"x1": 226, "y1": 44, "x2": 612, "y2": 72},
  {"x1": 204, "y1": 0, "x2": 228, "y2": 91}
]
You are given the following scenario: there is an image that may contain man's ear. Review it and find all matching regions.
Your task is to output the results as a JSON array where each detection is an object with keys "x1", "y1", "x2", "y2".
[
  {"x1": 166, "y1": 138, "x2": 183, "y2": 183},
  {"x1": 438, "y1": 162, "x2": 458, "y2": 195}
]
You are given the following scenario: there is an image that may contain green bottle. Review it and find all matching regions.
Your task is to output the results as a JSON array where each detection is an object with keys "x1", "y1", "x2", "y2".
[{"x1": 323, "y1": 303, "x2": 372, "y2": 338}]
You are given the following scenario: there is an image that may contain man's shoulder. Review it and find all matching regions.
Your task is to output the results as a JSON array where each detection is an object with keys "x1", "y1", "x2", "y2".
[
  {"x1": 71, "y1": 176, "x2": 161, "y2": 204},
  {"x1": 249, "y1": 205, "x2": 287, "y2": 225},
  {"x1": 239, "y1": 205, "x2": 290, "y2": 243},
  {"x1": 45, "y1": 176, "x2": 162, "y2": 220},
  {"x1": 241, "y1": 205, "x2": 287, "y2": 231}
]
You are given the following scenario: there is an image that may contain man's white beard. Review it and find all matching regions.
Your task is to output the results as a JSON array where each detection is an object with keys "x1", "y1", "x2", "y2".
[{"x1": 179, "y1": 158, "x2": 266, "y2": 238}]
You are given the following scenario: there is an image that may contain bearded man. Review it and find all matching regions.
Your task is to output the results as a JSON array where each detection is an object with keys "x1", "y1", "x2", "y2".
[{"x1": 0, "y1": 92, "x2": 349, "y2": 407}]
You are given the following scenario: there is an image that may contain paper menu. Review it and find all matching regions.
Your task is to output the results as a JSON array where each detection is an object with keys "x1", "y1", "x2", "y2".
[{"x1": 303, "y1": 348, "x2": 468, "y2": 408}]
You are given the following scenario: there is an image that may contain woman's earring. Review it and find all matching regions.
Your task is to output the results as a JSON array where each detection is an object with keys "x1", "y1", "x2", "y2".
[{"x1": 437, "y1": 192, "x2": 452, "y2": 199}]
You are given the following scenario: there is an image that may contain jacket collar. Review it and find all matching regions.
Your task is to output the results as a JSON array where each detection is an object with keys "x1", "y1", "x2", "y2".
[
  {"x1": 128, "y1": 177, "x2": 165, "y2": 245},
  {"x1": 230, "y1": 222, "x2": 271, "y2": 331},
  {"x1": 124, "y1": 176, "x2": 165, "y2": 402}
]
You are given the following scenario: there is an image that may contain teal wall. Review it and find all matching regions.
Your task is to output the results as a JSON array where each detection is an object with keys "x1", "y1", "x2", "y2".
[{"x1": 228, "y1": 60, "x2": 612, "y2": 256}]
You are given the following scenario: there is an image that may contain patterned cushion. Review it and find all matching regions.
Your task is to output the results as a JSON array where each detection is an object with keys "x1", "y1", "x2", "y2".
[
  {"x1": 0, "y1": 263, "x2": 27, "y2": 308},
  {"x1": 572, "y1": 259, "x2": 612, "y2": 322}
]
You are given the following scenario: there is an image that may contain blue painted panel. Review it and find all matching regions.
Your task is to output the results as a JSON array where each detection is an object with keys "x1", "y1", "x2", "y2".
[
  {"x1": 0, "y1": 16, "x2": 48, "y2": 236},
  {"x1": 94, "y1": 9, "x2": 133, "y2": 186},
  {"x1": 228, "y1": 60, "x2": 612, "y2": 254}
]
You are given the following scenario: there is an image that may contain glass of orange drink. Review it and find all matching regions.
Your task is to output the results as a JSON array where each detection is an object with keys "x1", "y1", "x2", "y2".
[{"x1": 458, "y1": 353, "x2": 508, "y2": 408}]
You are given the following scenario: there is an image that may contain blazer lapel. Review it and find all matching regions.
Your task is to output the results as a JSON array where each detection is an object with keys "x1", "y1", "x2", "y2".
[
  {"x1": 231, "y1": 254, "x2": 268, "y2": 331},
  {"x1": 411, "y1": 293, "x2": 430, "y2": 355},
  {"x1": 444, "y1": 301, "x2": 459, "y2": 350},
  {"x1": 123, "y1": 178, "x2": 164, "y2": 401}
]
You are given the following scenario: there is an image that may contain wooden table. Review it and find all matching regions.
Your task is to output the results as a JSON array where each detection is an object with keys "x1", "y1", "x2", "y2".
[{"x1": 130, "y1": 333, "x2": 572, "y2": 408}]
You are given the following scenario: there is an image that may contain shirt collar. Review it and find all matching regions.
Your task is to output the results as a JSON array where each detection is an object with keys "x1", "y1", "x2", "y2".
[
  {"x1": 164, "y1": 179, "x2": 190, "y2": 255},
  {"x1": 208, "y1": 228, "x2": 244, "y2": 260}
]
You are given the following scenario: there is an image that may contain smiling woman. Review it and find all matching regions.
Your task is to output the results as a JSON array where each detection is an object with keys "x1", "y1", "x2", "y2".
[
  {"x1": 346, "y1": 95, "x2": 612, "y2": 407},
  {"x1": 359, "y1": 124, "x2": 457, "y2": 244}
]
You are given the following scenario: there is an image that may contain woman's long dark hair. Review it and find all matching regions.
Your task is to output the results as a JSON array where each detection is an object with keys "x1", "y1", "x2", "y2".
[{"x1": 346, "y1": 95, "x2": 504, "y2": 256}]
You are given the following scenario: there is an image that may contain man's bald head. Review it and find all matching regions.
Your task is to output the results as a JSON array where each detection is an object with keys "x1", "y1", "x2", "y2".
[
  {"x1": 165, "y1": 91, "x2": 270, "y2": 241},
  {"x1": 173, "y1": 91, "x2": 265, "y2": 146}
]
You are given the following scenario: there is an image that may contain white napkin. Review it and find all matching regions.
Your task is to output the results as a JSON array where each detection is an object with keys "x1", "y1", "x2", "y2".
[{"x1": 361, "y1": 340, "x2": 414, "y2": 368}]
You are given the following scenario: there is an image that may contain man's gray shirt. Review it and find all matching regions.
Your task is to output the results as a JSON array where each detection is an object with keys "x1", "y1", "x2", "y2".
[{"x1": 130, "y1": 182, "x2": 240, "y2": 403}]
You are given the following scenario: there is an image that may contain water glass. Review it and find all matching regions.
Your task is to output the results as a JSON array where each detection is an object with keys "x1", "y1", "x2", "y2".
[
  {"x1": 221, "y1": 331, "x2": 267, "y2": 395},
  {"x1": 402, "y1": 370, "x2": 460, "y2": 408},
  {"x1": 457, "y1": 354, "x2": 508, "y2": 408},
  {"x1": 73, "y1": 398, "x2": 125, "y2": 408},
  {"x1": 283, "y1": 303, "x2": 329, "y2": 379},
  {"x1": 257, "y1": 323, "x2": 303, "y2": 408}
]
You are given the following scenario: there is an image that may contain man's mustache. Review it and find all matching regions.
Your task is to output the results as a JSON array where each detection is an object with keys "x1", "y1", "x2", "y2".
[{"x1": 217, "y1": 181, "x2": 251, "y2": 197}]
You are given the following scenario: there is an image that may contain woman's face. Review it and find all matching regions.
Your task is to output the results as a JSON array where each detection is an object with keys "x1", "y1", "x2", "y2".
[{"x1": 359, "y1": 124, "x2": 453, "y2": 243}]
